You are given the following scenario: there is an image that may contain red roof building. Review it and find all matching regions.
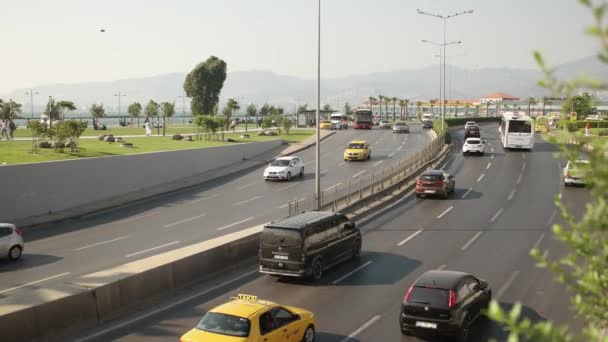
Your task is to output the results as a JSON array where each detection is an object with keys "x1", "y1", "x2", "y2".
[{"x1": 480, "y1": 92, "x2": 519, "y2": 103}]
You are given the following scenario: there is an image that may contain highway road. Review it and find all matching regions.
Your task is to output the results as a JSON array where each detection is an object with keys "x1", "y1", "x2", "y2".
[
  {"x1": 72, "y1": 123, "x2": 589, "y2": 342},
  {"x1": 0, "y1": 125, "x2": 431, "y2": 308}
]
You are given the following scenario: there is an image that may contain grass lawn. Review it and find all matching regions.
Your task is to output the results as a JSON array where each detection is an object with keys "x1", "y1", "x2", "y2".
[
  {"x1": 0, "y1": 129, "x2": 312, "y2": 165},
  {"x1": 12, "y1": 123, "x2": 260, "y2": 138}
]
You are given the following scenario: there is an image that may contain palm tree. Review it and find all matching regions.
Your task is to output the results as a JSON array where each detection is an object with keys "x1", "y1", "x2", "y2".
[
  {"x1": 429, "y1": 99, "x2": 438, "y2": 117},
  {"x1": 384, "y1": 97, "x2": 390, "y2": 121},
  {"x1": 368, "y1": 96, "x2": 376, "y2": 111},
  {"x1": 541, "y1": 96, "x2": 552, "y2": 116},
  {"x1": 404, "y1": 99, "x2": 410, "y2": 120},
  {"x1": 485, "y1": 102, "x2": 491, "y2": 117},
  {"x1": 475, "y1": 104, "x2": 481, "y2": 116},
  {"x1": 391, "y1": 97, "x2": 398, "y2": 122},
  {"x1": 527, "y1": 97, "x2": 537, "y2": 116},
  {"x1": 378, "y1": 95, "x2": 384, "y2": 119},
  {"x1": 416, "y1": 101, "x2": 423, "y2": 120},
  {"x1": 464, "y1": 103, "x2": 471, "y2": 117},
  {"x1": 454, "y1": 100, "x2": 461, "y2": 116},
  {"x1": 496, "y1": 101, "x2": 501, "y2": 116}
]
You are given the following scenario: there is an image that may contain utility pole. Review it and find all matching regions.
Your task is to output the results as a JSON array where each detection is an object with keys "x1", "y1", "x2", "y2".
[
  {"x1": 25, "y1": 89, "x2": 39, "y2": 120},
  {"x1": 315, "y1": 0, "x2": 321, "y2": 210},
  {"x1": 114, "y1": 92, "x2": 126, "y2": 124}
]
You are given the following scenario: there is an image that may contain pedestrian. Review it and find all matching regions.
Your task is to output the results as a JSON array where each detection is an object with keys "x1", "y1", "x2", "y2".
[
  {"x1": 0, "y1": 119, "x2": 7, "y2": 139},
  {"x1": 8, "y1": 119, "x2": 16, "y2": 139},
  {"x1": 144, "y1": 121, "x2": 152, "y2": 136},
  {"x1": 585, "y1": 121, "x2": 591, "y2": 137}
]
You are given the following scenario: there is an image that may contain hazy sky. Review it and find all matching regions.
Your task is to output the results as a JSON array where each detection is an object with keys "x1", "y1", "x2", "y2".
[{"x1": 0, "y1": 0, "x2": 597, "y2": 93}]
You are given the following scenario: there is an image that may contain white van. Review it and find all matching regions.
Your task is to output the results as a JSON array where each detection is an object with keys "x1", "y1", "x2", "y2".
[
  {"x1": 330, "y1": 113, "x2": 348, "y2": 129},
  {"x1": 422, "y1": 113, "x2": 433, "y2": 121}
]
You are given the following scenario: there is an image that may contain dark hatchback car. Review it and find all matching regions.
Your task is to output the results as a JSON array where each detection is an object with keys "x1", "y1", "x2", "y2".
[
  {"x1": 400, "y1": 270, "x2": 492, "y2": 341},
  {"x1": 416, "y1": 170, "x2": 455, "y2": 199},
  {"x1": 259, "y1": 211, "x2": 362, "y2": 281},
  {"x1": 464, "y1": 125, "x2": 481, "y2": 139},
  {"x1": 422, "y1": 120, "x2": 434, "y2": 129}
]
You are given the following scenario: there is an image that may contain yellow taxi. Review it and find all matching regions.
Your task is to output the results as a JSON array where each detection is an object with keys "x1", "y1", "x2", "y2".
[
  {"x1": 180, "y1": 294, "x2": 316, "y2": 342},
  {"x1": 319, "y1": 120, "x2": 333, "y2": 130},
  {"x1": 344, "y1": 140, "x2": 371, "y2": 161}
]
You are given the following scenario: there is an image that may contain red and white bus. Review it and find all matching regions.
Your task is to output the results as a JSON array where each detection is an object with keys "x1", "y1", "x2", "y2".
[{"x1": 354, "y1": 109, "x2": 373, "y2": 129}]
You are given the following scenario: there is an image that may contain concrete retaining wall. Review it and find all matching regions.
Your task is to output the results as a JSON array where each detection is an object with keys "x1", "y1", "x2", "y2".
[
  {"x1": 0, "y1": 225, "x2": 263, "y2": 342},
  {"x1": 0, "y1": 140, "x2": 284, "y2": 226}
]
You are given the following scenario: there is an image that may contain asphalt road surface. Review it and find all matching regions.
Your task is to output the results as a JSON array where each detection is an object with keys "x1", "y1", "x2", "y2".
[
  {"x1": 0, "y1": 126, "x2": 431, "y2": 307},
  {"x1": 71, "y1": 123, "x2": 589, "y2": 342}
]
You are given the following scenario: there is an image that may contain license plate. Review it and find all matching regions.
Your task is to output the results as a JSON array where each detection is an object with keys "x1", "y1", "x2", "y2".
[
  {"x1": 273, "y1": 255, "x2": 288, "y2": 260},
  {"x1": 424, "y1": 190, "x2": 435, "y2": 194},
  {"x1": 415, "y1": 321, "x2": 437, "y2": 329}
]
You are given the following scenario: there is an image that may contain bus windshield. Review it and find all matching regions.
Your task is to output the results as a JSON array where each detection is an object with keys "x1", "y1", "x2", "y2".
[
  {"x1": 508, "y1": 120, "x2": 532, "y2": 133},
  {"x1": 355, "y1": 111, "x2": 372, "y2": 123}
]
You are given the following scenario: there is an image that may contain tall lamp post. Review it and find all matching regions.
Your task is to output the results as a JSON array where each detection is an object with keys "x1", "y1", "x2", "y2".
[
  {"x1": 421, "y1": 39, "x2": 461, "y2": 131},
  {"x1": 177, "y1": 94, "x2": 187, "y2": 123},
  {"x1": 418, "y1": 8, "x2": 473, "y2": 132},
  {"x1": 25, "y1": 89, "x2": 39, "y2": 121},
  {"x1": 315, "y1": 0, "x2": 321, "y2": 210},
  {"x1": 114, "y1": 92, "x2": 126, "y2": 125}
]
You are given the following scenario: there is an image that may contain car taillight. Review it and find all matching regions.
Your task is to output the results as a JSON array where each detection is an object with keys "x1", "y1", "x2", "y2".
[
  {"x1": 416, "y1": 180, "x2": 422, "y2": 185},
  {"x1": 448, "y1": 290, "x2": 456, "y2": 308},
  {"x1": 403, "y1": 286, "x2": 413, "y2": 303},
  {"x1": 14, "y1": 229, "x2": 22, "y2": 236}
]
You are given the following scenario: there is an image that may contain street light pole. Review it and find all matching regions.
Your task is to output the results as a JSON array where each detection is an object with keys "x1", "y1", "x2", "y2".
[
  {"x1": 25, "y1": 89, "x2": 39, "y2": 120},
  {"x1": 315, "y1": 0, "x2": 321, "y2": 210},
  {"x1": 114, "y1": 92, "x2": 126, "y2": 124}
]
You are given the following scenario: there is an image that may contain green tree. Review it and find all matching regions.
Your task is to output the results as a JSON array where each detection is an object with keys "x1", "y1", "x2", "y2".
[
  {"x1": 261, "y1": 116, "x2": 273, "y2": 130},
  {"x1": 183, "y1": 56, "x2": 227, "y2": 116},
  {"x1": 90, "y1": 104, "x2": 105, "y2": 118},
  {"x1": 259, "y1": 104, "x2": 270, "y2": 117},
  {"x1": 368, "y1": 96, "x2": 376, "y2": 111},
  {"x1": 280, "y1": 116, "x2": 293, "y2": 135},
  {"x1": 0, "y1": 99, "x2": 22, "y2": 120},
  {"x1": 44, "y1": 98, "x2": 61, "y2": 128},
  {"x1": 128, "y1": 102, "x2": 142, "y2": 125},
  {"x1": 297, "y1": 104, "x2": 308, "y2": 113},
  {"x1": 144, "y1": 100, "x2": 159, "y2": 118},
  {"x1": 378, "y1": 95, "x2": 384, "y2": 118},
  {"x1": 527, "y1": 97, "x2": 538, "y2": 116},
  {"x1": 343, "y1": 102, "x2": 352, "y2": 116},
  {"x1": 322, "y1": 104, "x2": 332, "y2": 111},
  {"x1": 225, "y1": 98, "x2": 239, "y2": 123},
  {"x1": 487, "y1": 2, "x2": 608, "y2": 341},
  {"x1": 57, "y1": 101, "x2": 76, "y2": 120},
  {"x1": 541, "y1": 96, "x2": 552, "y2": 116},
  {"x1": 161, "y1": 102, "x2": 175, "y2": 127},
  {"x1": 55, "y1": 120, "x2": 87, "y2": 152},
  {"x1": 245, "y1": 104, "x2": 257, "y2": 132},
  {"x1": 429, "y1": 99, "x2": 437, "y2": 115},
  {"x1": 415, "y1": 101, "x2": 423, "y2": 120},
  {"x1": 384, "y1": 97, "x2": 390, "y2": 120},
  {"x1": 563, "y1": 92, "x2": 595, "y2": 120}
]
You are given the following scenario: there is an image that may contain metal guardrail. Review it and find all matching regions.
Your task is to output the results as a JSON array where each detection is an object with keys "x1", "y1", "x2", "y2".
[{"x1": 288, "y1": 134, "x2": 445, "y2": 216}]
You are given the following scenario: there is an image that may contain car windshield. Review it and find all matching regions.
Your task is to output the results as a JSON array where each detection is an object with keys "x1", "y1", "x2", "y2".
[
  {"x1": 348, "y1": 143, "x2": 365, "y2": 149},
  {"x1": 394, "y1": 123, "x2": 406, "y2": 126},
  {"x1": 270, "y1": 160, "x2": 290, "y2": 167},
  {"x1": 408, "y1": 287, "x2": 449, "y2": 307},
  {"x1": 420, "y1": 174, "x2": 443, "y2": 181},
  {"x1": 467, "y1": 139, "x2": 481, "y2": 144},
  {"x1": 261, "y1": 228, "x2": 302, "y2": 247},
  {"x1": 196, "y1": 312, "x2": 251, "y2": 337},
  {"x1": 322, "y1": 121, "x2": 331, "y2": 124},
  {"x1": 508, "y1": 120, "x2": 532, "y2": 133}
]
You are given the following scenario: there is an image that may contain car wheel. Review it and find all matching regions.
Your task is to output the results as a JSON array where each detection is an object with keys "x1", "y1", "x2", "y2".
[
  {"x1": 311, "y1": 258, "x2": 323, "y2": 281},
  {"x1": 286, "y1": 172, "x2": 291, "y2": 181},
  {"x1": 442, "y1": 191, "x2": 449, "y2": 199},
  {"x1": 300, "y1": 167, "x2": 304, "y2": 177},
  {"x1": 451, "y1": 183, "x2": 456, "y2": 193},
  {"x1": 9, "y1": 245, "x2": 22, "y2": 261},
  {"x1": 352, "y1": 239, "x2": 362, "y2": 259},
  {"x1": 400, "y1": 328, "x2": 412, "y2": 336},
  {"x1": 416, "y1": 193, "x2": 422, "y2": 199},
  {"x1": 301, "y1": 325, "x2": 315, "y2": 342}
]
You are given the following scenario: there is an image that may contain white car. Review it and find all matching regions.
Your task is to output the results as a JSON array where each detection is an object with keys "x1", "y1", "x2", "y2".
[
  {"x1": 563, "y1": 160, "x2": 590, "y2": 186},
  {"x1": 465, "y1": 121, "x2": 477, "y2": 128},
  {"x1": 462, "y1": 137, "x2": 485, "y2": 155},
  {"x1": 0, "y1": 223, "x2": 24, "y2": 261},
  {"x1": 263, "y1": 156, "x2": 304, "y2": 181}
]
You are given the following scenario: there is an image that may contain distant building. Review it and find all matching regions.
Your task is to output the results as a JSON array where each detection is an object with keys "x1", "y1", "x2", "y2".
[{"x1": 479, "y1": 92, "x2": 520, "y2": 104}]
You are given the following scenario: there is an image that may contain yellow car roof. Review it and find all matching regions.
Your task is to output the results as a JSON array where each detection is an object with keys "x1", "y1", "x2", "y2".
[
  {"x1": 349, "y1": 140, "x2": 368, "y2": 144},
  {"x1": 210, "y1": 296, "x2": 277, "y2": 319}
]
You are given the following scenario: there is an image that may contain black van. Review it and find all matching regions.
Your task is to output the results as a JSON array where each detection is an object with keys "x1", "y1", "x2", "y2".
[{"x1": 259, "y1": 211, "x2": 362, "y2": 281}]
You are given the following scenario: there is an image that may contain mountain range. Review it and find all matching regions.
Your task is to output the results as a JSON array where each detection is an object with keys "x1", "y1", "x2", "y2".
[{"x1": 2, "y1": 55, "x2": 605, "y2": 114}]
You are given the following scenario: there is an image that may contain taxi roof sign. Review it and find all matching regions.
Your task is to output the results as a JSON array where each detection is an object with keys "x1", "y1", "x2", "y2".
[{"x1": 236, "y1": 294, "x2": 258, "y2": 302}]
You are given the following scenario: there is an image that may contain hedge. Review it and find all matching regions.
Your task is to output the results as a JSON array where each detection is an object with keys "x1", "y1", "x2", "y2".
[{"x1": 444, "y1": 117, "x2": 502, "y2": 126}]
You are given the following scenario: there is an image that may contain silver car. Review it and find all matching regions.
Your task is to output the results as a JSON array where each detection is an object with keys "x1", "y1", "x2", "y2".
[{"x1": 0, "y1": 223, "x2": 24, "y2": 261}]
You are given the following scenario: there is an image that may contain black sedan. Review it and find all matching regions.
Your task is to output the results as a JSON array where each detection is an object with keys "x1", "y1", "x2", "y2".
[{"x1": 400, "y1": 270, "x2": 492, "y2": 341}]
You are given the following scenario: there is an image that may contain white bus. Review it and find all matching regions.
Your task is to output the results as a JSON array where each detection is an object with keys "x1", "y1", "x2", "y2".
[
  {"x1": 499, "y1": 111, "x2": 535, "y2": 150},
  {"x1": 330, "y1": 112, "x2": 348, "y2": 129}
]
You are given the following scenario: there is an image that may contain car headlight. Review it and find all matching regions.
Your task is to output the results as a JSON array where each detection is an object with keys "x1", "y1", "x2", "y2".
[{"x1": 279, "y1": 171, "x2": 286, "y2": 174}]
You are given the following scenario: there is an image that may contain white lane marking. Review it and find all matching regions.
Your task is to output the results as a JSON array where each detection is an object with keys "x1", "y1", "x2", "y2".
[
  {"x1": 491, "y1": 147, "x2": 495, "y2": 152},
  {"x1": 516, "y1": 173, "x2": 523, "y2": 185},
  {"x1": 488, "y1": 142, "x2": 492, "y2": 147},
  {"x1": 373, "y1": 160, "x2": 384, "y2": 167},
  {"x1": 388, "y1": 152, "x2": 396, "y2": 157},
  {"x1": 324, "y1": 183, "x2": 343, "y2": 191},
  {"x1": 321, "y1": 169, "x2": 329, "y2": 174},
  {"x1": 125, "y1": 241, "x2": 180, "y2": 258},
  {"x1": 115, "y1": 211, "x2": 159, "y2": 225},
  {"x1": 338, "y1": 162, "x2": 346, "y2": 166},
  {"x1": 332, "y1": 261, "x2": 373, "y2": 285},
  {"x1": 237, "y1": 182, "x2": 259, "y2": 190},
  {"x1": 304, "y1": 161, "x2": 314, "y2": 166},
  {"x1": 522, "y1": 154, "x2": 527, "y2": 160},
  {"x1": 461, "y1": 232, "x2": 483, "y2": 251},
  {"x1": 437, "y1": 264, "x2": 447, "y2": 270},
  {"x1": 189, "y1": 194, "x2": 218, "y2": 203},
  {"x1": 232, "y1": 195, "x2": 263, "y2": 206},
  {"x1": 74, "y1": 236, "x2": 129, "y2": 251},
  {"x1": 164, "y1": 213, "x2": 207, "y2": 228},
  {"x1": 486, "y1": 162, "x2": 492, "y2": 170},
  {"x1": 496, "y1": 270, "x2": 520, "y2": 300},
  {"x1": 546, "y1": 210, "x2": 557, "y2": 227},
  {"x1": 533, "y1": 233, "x2": 546, "y2": 250},
  {"x1": 321, "y1": 153, "x2": 330, "y2": 159},
  {"x1": 352, "y1": 170, "x2": 367, "y2": 178},
  {"x1": 476, "y1": 174, "x2": 485, "y2": 182},
  {"x1": 278, "y1": 183, "x2": 298, "y2": 191},
  {"x1": 522, "y1": 162, "x2": 527, "y2": 171},
  {"x1": 340, "y1": 315, "x2": 382, "y2": 342},
  {"x1": 74, "y1": 270, "x2": 259, "y2": 342},
  {"x1": 490, "y1": 154, "x2": 494, "y2": 160},
  {"x1": 436, "y1": 206, "x2": 454, "y2": 219},
  {"x1": 278, "y1": 203, "x2": 289, "y2": 209},
  {"x1": 217, "y1": 217, "x2": 256, "y2": 231},
  {"x1": 490, "y1": 208, "x2": 504, "y2": 223},
  {"x1": 397, "y1": 146, "x2": 403, "y2": 151},
  {"x1": 375, "y1": 141, "x2": 380, "y2": 145},
  {"x1": 461, "y1": 188, "x2": 473, "y2": 199},
  {"x1": 507, "y1": 189, "x2": 516, "y2": 201},
  {"x1": 397, "y1": 229, "x2": 423, "y2": 246},
  {"x1": 0, "y1": 272, "x2": 71, "y2": 295}
]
